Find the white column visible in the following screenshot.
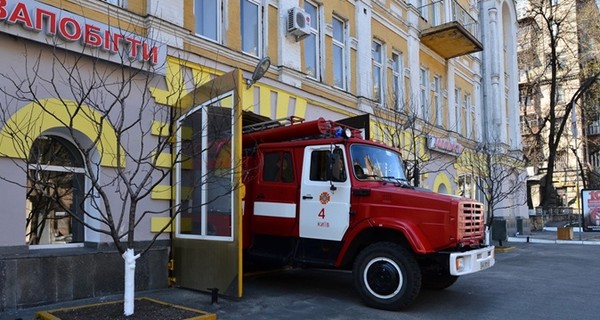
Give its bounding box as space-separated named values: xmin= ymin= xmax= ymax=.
xmin=488 ymin=7 xmax=501 ymax=143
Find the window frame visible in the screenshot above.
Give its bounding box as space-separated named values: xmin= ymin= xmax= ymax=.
xmin=418 ymin=0 xmax=429 ymax=21
xmin=433 ymin=74 xmax=442 ymax=126
xmin=262 ymin=151 xmax=295 ymax=183
xmin=556 ymin=84 xmax=564 ymax=103
xmin=465 ymin=93 xmax=472 ymax=137
xmin=372 ymin=40 xmax=384 ymax=103
xmin=26 ymin=135 xmax=88 ymax=248
xmin=392 ymin=52 xmax=404 ymax=110
xmin=194 ymin=0 xmax=223 ymax=43
xmin=175 ymin=95 xmax=236 ymax=242
xmin=303 ymin=0 xmax=321 ymax=80
xmin=455 ymin=88 xmax=462 ymax=134
xmin=240 ymin=0 xmax=262 ymax=57
xmin=332 ymin=15 xmax=347 ymax=90
xmin=459 ymin=173 xmax=484 ymax=203
xmin=462 ymin=92 xmax=469 ymax=136
xmin=420 ymin=67 xmax=429 ymax=120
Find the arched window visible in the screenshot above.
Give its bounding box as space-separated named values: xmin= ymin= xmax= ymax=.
xmin=26 ymin=135 xmax=85 ymax=245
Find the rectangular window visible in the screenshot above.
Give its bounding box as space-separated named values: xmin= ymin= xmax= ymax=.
xmin=432 ymin=0 xmax=441 ymax=25
xmin=556 ymin=84 xmax=564 ymax=103
xmin=177 ymin=103 xmax=234 ymax=240
xmin=462 ymin=93 xmax=469 ymax=136
xmin=433 ymin=75 xmax=442 ymax=126
xmin=372 ymin=41 xmax=383 ymax=103
xmin=519 ymin=86 xmax=533 ymax=106
xmin=310 ymin=149 xmax=346 ymax=182
xmin=465 ymin=93 xmax=472 ymax=137
xmin=195 ymin=0 xmax=222 ymax=42
xmin=459 ymin=174 xmax=483 ymax=201
xmin=458 ymin=175 xmax=472 ymax=199
xmin=304 ymin=1 xmax=320 ymax=79
xmin=332 ymin=16 xmax=346 ymax=89
xmin=241 ymin=0 xmax=261 ymax=57
xmin=420 ymin=68 xmax=429 ymax=120
xmin=475 ymin=176 xmax=486 ymax=203
xmin=392 ymin=52 xmax=403 ymax=109
xmin=418 ymin=0 xmax=429 ymax=21
xmin=262 ymin=152 xmax=294 ymax=183
xmin=455 ymin=88 xmax=462 ymax=133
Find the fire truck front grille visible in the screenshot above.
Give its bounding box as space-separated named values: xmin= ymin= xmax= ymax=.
xmin=458 ymin=201 xmax=485 ymax=244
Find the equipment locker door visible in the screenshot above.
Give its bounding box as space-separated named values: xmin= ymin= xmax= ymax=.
xmin=299 ymin=145 xmax=351 ymax=241
xmin=172 ymin=70 xmax=244 ymax=298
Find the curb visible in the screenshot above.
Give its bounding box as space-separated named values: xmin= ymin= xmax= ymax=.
xmin=35 ymin=297 xmax=217 ymax=320
xmin=508 ymin=236 xmax=600 ymax=245
xmin=495 ymin=246 xmax=517 ymax=253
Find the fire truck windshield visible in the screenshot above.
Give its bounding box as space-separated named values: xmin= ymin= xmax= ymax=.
xmin=350 ymin=144 xmax=407 ymax=182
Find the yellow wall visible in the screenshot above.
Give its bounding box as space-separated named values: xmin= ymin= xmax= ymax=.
xmin=0 ymin=99 xmax=124 ymax=168
xmin=41 ymin=0 xmax=146 ymax=34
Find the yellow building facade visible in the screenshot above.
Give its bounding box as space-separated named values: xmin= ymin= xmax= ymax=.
xmin=0 ymin=0 xmax=523 ymax=310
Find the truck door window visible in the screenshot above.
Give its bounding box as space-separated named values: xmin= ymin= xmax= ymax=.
xmin=262 ymin=152 xmax=294 ymax=183
xmin=309 ymin=149 xmax=346 ymax=182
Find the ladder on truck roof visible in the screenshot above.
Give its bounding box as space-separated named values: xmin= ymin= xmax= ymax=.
xmin=242 ymin=116 xmax=305 ymax=134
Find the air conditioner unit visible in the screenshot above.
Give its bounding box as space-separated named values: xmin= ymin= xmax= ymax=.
xmin=287 ymin=7 xmax=311 ymax=41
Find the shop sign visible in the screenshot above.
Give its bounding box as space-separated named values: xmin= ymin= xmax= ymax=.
xmin=0 ymin=0 xmax=166 ymax=73
xmin=427 ymin=135 xmax=464 ymax=156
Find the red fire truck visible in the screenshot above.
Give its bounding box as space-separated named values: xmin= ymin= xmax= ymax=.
xmin=240 ymin=116 xmax=495 ymax=310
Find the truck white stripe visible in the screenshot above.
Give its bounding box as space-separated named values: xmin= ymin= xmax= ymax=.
xmin=254 ymin=202 xmax=296 ymax=218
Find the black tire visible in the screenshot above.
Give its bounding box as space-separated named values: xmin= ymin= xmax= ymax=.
xmin=353 ymin=242 xmax=421 ymax=310
xmin=421 ymin=271 xmax=459 ymax=290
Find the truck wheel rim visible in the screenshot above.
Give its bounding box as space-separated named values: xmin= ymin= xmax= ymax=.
xmin=363 ymin=257 xmax=402 ymax=299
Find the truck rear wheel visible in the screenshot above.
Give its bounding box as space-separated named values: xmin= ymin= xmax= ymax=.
xmin=353 ymin=242 xmax=421 ymax=310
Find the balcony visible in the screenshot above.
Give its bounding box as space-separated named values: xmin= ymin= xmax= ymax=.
xmin=419 ymin=0 xmax=483 ymax=59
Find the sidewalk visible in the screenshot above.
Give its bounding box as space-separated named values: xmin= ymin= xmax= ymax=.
xmin=3 ymin=230 xmax=600 ymax=320
xmin=508 ymin=227 xmax=600 ymax=245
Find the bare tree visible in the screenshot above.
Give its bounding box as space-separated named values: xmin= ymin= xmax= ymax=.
xmin=519 ymin=0 xmax=600 ymax=208
xmin=573 ymin=0 xmax=600 ymax=189
xmin=372 ymin=96 xmax=457 ymax=188
xmin=459 ymin=142 xmax=527 ymax=230
xmin=0 ymin=36 xmax=239 ymax=315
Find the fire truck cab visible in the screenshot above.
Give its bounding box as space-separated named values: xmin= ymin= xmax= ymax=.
xmin=241 ymin=116 xmax=495 ymax=310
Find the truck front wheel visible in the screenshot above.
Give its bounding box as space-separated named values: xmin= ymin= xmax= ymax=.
xmin=353 ymin=242 xmax=421 ymax=310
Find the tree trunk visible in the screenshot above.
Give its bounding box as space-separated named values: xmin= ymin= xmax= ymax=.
xmin=123 ymin=248 xmax=140 ymax=316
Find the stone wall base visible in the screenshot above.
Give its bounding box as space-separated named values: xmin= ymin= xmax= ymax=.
xmin=0 ymin=244 xmax=169 ymax=312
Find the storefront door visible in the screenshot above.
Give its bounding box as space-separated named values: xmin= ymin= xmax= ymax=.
xmin=172 ymin=70 xmax=243 ymax=298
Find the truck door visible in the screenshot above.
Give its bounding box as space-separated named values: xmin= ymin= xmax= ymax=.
xmin=299 ymin=145 xmax=351 ymax=241
xmin=251 ymin=149 xmax=298 ymax=236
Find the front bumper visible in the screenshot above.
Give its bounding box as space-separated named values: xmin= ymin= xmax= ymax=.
xmin=449 ymin=246 xmax=495 ymax=276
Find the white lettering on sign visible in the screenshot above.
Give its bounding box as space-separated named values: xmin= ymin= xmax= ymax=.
xmin=427 ymin=136 xmax=464 ymax=156
xmin=0 ymin=0 xmax=166 ymax=73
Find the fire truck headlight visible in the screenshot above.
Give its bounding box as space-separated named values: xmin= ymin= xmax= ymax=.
xmin=456 ymin=257 xmax=465 ymax=273
xmin=334 ymin=127 xmax=353 ymax=139
xmin=344 ymin=128 xmax=352 ymax=138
